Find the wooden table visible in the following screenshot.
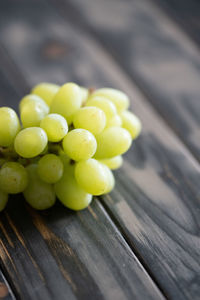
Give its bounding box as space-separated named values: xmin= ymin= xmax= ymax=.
xmin=0 ymin=0 xmax=200 ymax=299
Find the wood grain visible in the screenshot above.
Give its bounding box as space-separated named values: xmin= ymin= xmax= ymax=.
xmin=0 ymin=196 xmax=163 ymax=300
xmin=0 ymin=270 xmax=15 ymax=299
xmin=152 ymin=0 xmax=200 ymax=47
xmin=0 ymin=2 xmax=165 ymax=299
xmin=62 ymin=0 xmax=200 ymax=162
xmin=0 ymin=0 xmax=200 ymax=299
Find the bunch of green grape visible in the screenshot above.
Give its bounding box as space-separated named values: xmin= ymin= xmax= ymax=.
xmin=0 ymin=82 xmax=141 ymax=211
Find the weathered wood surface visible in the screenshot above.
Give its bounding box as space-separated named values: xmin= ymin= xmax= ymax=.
xmin=153 ymin=0 xmax=200 ymax=47
xmin=0 ymin=0 xmax=199 ymax=299
xmin=62 ymin=0 xmax=200 ymax=162
xmin=0 ymin=270 xmax=15 ymax=300
xmin=0 ymin=195 xmax=163 ymax=300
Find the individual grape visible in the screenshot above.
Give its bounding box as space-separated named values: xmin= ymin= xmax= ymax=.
xmin=80 ymin=87 xmax=89 ymax=104
xmin=24 ymin=164 xmax=56 ymax=210
xmin=20 ymin=100 xmax=48 ymax=128
xmin=91 ymin=88 xmax=129 ymax=113
xmin=0 ymin=189 xmax=8 ymax=212
xmin=86 ymin=96 xmax=117 ymax=122
xmin=94 ymin=127 xmax=132 ymax=159
xmin=0 ymin=162 xmax=28 ymax=194
xmin=31 ymin=83 xmax=60 ymax=106
xmin=120 ymin=111 xmax=142 ymax=139
xmin=19 ymin=94 xmax=49 ymax=114
xmin=62 ymin=129 xmax=97 ymax=161
xmin=99 ymin=155 xmax=123 ymax=170
xmin=75 ymin=159 xmax=109 ymax=195
xmin=0 ymin=107 xmax=20 ymax=147
xmin=37 ymin=154 xmax=63 ymax=184
xmin=14 ymin=127 xmax=48 ymax=158
xmin=59 ymin=152 xmax=71 ymax=166
xmin=106 ymin=115 xmax=122 ymax=128
xmin=55 ymin=163 xmax=92 ymax=210
xmin=73 ymin=107 xmax=106 ymax=135
xmin=50 ymin=82 xmax=82 ymax=123
xmin=101 ymin=164 xmax=115 ymax=193
xmin=40 ymin=113 xmax=68 ymax=142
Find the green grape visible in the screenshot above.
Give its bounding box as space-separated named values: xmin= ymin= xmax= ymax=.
xmin=24 ymin=164 xmax=56 ymax=210
xmin=120 ymin=111 xmax=142 ymax=139
xmin=55 ymin=163 xmax=92 ymax=211
xmin=40 ymin=113 xmax=68 ymax=142
xmin=20 ymin=100 xmax=48 ymax=128
xmin=59 ymin=152 xmax=71 ymax=166
xmin=86 ymin=96 xmax=117 ymax=122
xmin=106 ymin=115 xmax=122 ymax=128
xmin=62 ymin=129 xmax=97 ymax=161
xmin=37 ymin=154 xmax=63 ymax=184
xmin=80 ymin=87 xmax=89 ymax=104
xmin=0 ymin=162 xmax=28 ymax=194
xmin=0 ymin=107 xmax=20 ymax=147
xmin=66 ymin=115 xmax=74 ymax=126
xmin=75 ymin=158 xmax=109 ymax=195
xmin=99 ymin=155 xmax=123 ymax=170
xmin=73 ymin=107 xmax=106 ymax=135
xmin=19 ymin=94 xmax=49 ymax=114
xmin=31 ymin=83 xmax=60 ymax=106
xmin=50 ymin=82 xmax=82 ymax=122
xmin=91 ymin=88 xmax=129 ymax=113
xmin=0 ymin=189 xmax=8 ymax=212
xmin=95 ymin=127 xmax=132 ymax=159
xmin=14 ymin=127 xmax=48 ymax=158
xmin=101 ymin=164 xmax=115 ymax=194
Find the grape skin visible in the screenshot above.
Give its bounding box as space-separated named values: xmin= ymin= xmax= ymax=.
xmin=20 ymin=100 xmax=48 ymax=128
xmin=106 ymin=115 xmax=122 ymax=128
xmin=24 ymin=164 xmax=56 ymax=210
xmin=95 ymin=127 xmax=132 ymax=159
xmin=40 ymin=113 xmax=68 ymax=142
xmin=99 ymin=155 xmax=123 ymax=170
xmin=19 ymin=94 xmax=49 ymax=114
xmin=0 ymin=107 xmax=20 ymax=147
xmin=91 ymin=88 xmax=130 ymax=113
xmin=120 ymin=110 xmax=142 ymax=139
xmin=55 ymin=163 xmax=92 ymax=211
xmin=0 ymin=162 xmax=28 ymax=194
xmin=86 ymin=96 xmax=117 ymax=122
xmin=101 ymin=164 xmax=115 ymax=194
xmin=75 ymin=158 xmax=109 ymax=195
xmin=14 ymin=127 xmax=48 ymax=158
xmin=31 ymin=83 xmax=60 ymax=106
xmin=62 ymin=129 xmax=97 ymax=161
xmin=50 ymin=82 xmax=82 ymax=122
xmin=37 ymin=154 xmax=64 ymax=184
xmin=73 ymin=107 xmax=106 ymax=135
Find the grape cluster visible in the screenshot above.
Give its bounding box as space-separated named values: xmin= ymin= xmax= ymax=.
xmin=0 ymin=83 xmax=141 ymax=211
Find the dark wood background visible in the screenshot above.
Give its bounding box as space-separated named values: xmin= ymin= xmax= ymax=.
xmin=0 ymin=0 xmax=200 ymax=299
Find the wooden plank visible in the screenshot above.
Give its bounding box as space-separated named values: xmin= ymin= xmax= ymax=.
xmin=0 ymin=270 xmax=15 ymax=299
xmin=0 ymin=196 xmax=163 ymax=300
xmin=0 ymin=0 xmax=200 ymax=299
xmin=61 ymin=0 xmax=200 ymax=162
xmin=152 ymin=0 xmax=200 ymax=47
xmin=0 ymin=54 xmax=163 ymax=300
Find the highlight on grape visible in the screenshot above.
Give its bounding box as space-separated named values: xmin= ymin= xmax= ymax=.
xmin=0 ymin=82 xmax=142 ymax=211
